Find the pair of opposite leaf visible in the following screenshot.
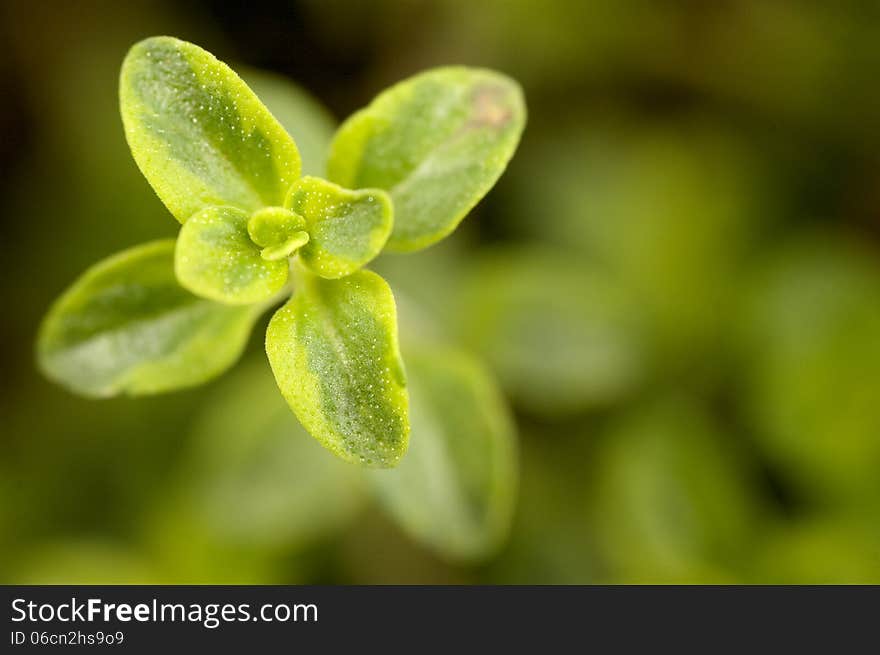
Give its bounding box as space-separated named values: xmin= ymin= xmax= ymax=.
xmin=37 ymin=36 xmax=526 ymax=467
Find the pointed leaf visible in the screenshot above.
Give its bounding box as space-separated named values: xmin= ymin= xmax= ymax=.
xmin=286 ymin=176 xmax=393 ymax=278
xmin=369 ymin=346 xmax=517 ymax=561
xmin=328 ymin=67 xmax=525 ymax=251
xmin=265 ymin=268 xmax=409 ymax=466
xmin=120 ymin=36 xmax=301 ymax=222
xmin=37 ymin=241 xmax=262 ymax=397
xmin=175 ymin=206 xmax=289 ymax=304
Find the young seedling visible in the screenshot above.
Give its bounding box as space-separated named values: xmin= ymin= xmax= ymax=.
xmin=36 ymin=36 xmax=526 ymax=467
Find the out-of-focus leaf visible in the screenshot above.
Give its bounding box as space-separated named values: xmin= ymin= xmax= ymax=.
xmin=170 ymin=360 xmax=364 ymax=551
xmin=37 ymin=241 xmax=263 ymax=397
xmin=505 ymin=122 xmax=771 ymax=363
xmin=422 ymin=0 xmax=677 ymax=87
xmin=738 ymin=232 xmax=880 ymax=503
xmin=682 ymin=1 xmax=880 ymax=152
xmin=12 ymin=541 xmax=158 ymax=584
xmin=458 ymin=246 xmax=647 ymax=416
xmin=327 ymin=67 xmax=525 ymax=252
xmin=147 ymin=512 xmax=296 ymax=583
xmin=753 ymin=519 xmax=880 ymax=584
xmin=286 ymin=176 xmax=393 ymax=278
xmin=482 ymin=428 xmax=597 ymax=584
xmin=333 ymin=506 xmax=472 ymax=584
xmin=266 ymin=268 xmax=409 ymax=466
xmin=141 ymin=360 xmax=364 ymax=584
xmin=373 ymin=235 xmax=468 ymax=338
xmin=120 ymin=36 xmax=301 ymax=222
xmin=243 ymin=69 xmax=337 ymax=176
xmin=175 ymin=206 xmax=290 ymax=303
xmin=590 ymin=396 xmax=760 ymax=582
xmin=369 ymin=345 xmax=517 ymax=561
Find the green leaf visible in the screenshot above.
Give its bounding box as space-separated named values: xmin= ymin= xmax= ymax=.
xmin=175 ymin=206 xmax=289 ymax=304
xmin=327 ymin=67 xmax=525 ymax=252
xmin=247 ymin=206 xmax=308 ymax=259
xmin=459 ymin=246 xmax=647 ymax=416
xmin=286 ymin=176 xmax=393 ymax=278
xmin=503 ymin=123 xmax=769 ymax=362
xmin=737 ymin=231 xmax=880 ymax=503
xmin=120 ymin=36 xmax=301 ymax=223
xmin=369 ymin=346 xmax=517 ymax=561
xmin=265 ymin=267 xmax=409 ymax=466
xmin=590 ymin=396 xmax=760 ymax=582
xmin=37 ymin=240 xmax=262 ymax=397
xmin=242 ymin=69 xmax=337 ymax=177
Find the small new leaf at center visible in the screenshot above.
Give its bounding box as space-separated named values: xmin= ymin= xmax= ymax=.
xmin=247 ymin=206 xmax=310 ymax=261
xmin=260 ymin=231 xmax=310 ymax=261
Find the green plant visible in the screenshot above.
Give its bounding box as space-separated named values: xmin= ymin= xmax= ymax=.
xmin=35 ymin=36 xmax=525 ymax=467
xmin=147 ymin=345 xmax=519 ymax=569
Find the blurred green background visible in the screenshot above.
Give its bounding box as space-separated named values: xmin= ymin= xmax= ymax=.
xmin=3 ymin=0 xmax=880 ymax=584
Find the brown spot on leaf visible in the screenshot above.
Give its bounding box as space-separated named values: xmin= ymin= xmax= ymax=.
xmin=468 ymin=84 xmax=512 ymax=129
